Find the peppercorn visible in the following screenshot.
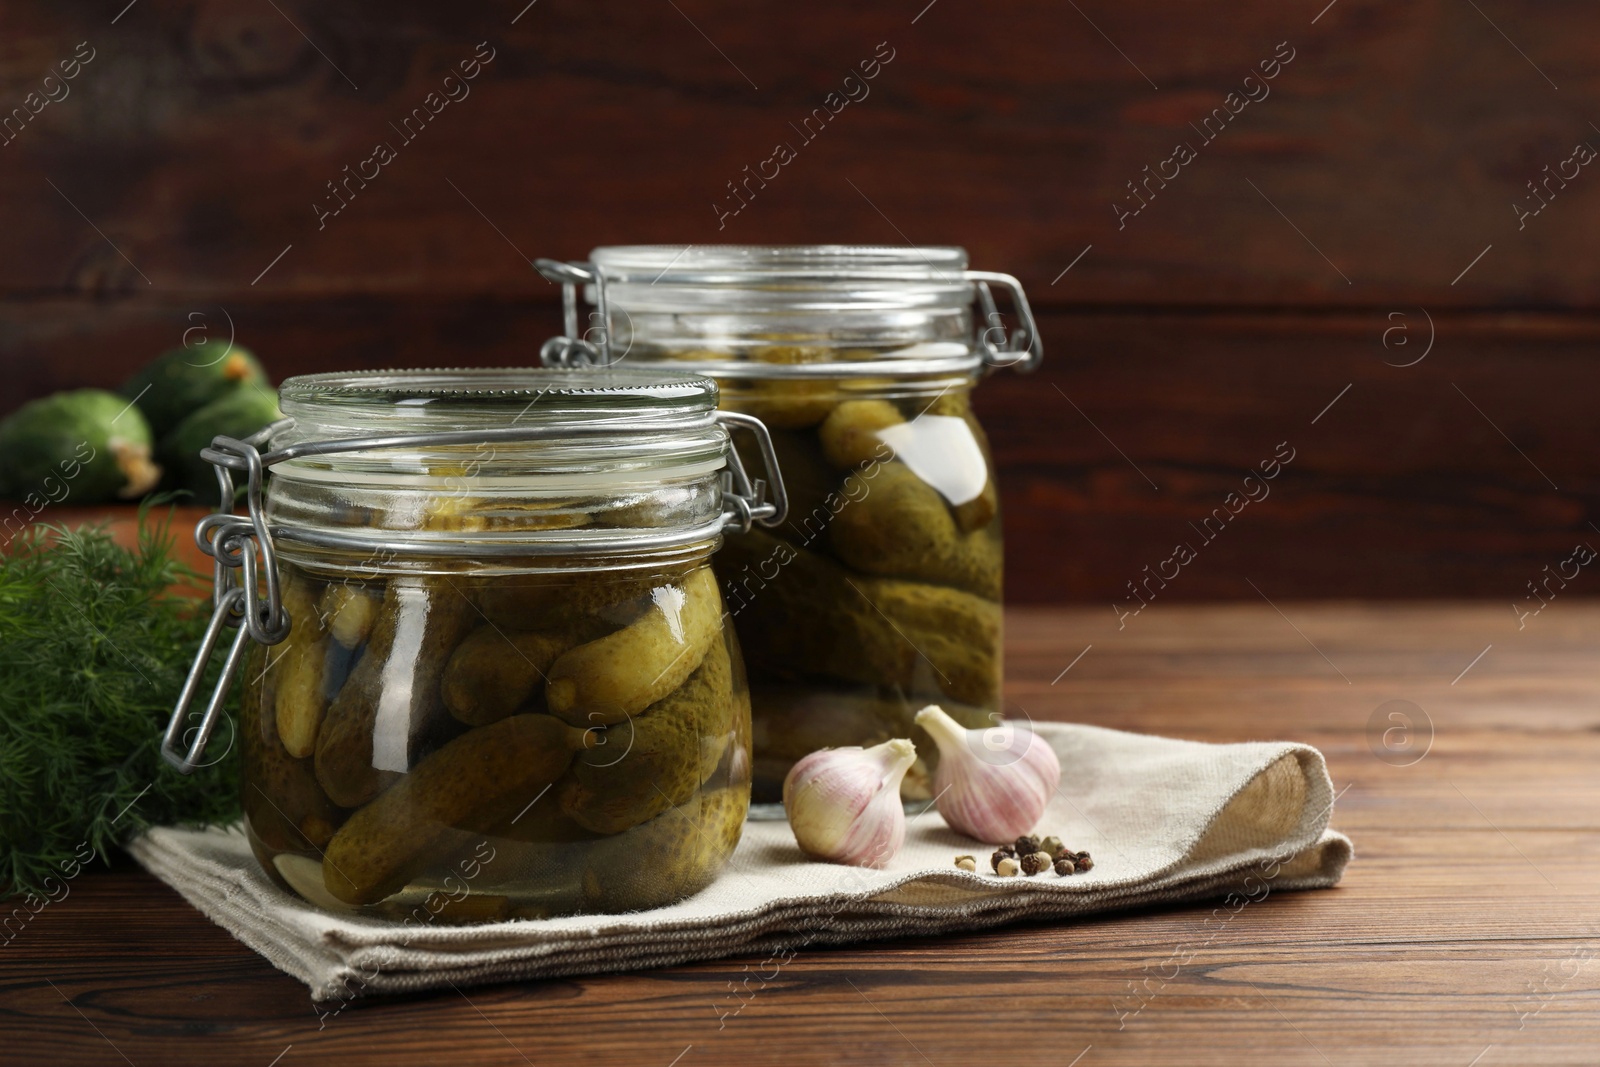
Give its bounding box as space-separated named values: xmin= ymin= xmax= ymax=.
xmin=1075 ymin=851 xmax=1094 ymax=871
xmin=1014 ymin=835 xmax=1040 ymax=856
xmin=996 ymin=856 xmax=1020 ymax=877
xmin=1022 ymin=851 xmax=1053 ymax=876
xmin=1054 ymin=857 xmax=1075 ymax=876
xmin=990 ymin=849 xmax=1009 ymax=872
xmin=997 ymin=843 xmax=1017 ymax=856
xmin=955 ymin=855 xmax=977 ymax=873
xmin=1040 ymin=835 xmax=1064 ymax=856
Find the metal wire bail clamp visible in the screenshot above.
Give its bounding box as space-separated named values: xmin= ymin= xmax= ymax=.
xmin=716 ymin=410 xmax=788 ymax=533
xmin=161 ymin=421 xmax=291 ymax=773
xmin=967 ymin=270 xmax=1043 ymax=372
xmin=535 ymin=259 xmax=614 ymax=366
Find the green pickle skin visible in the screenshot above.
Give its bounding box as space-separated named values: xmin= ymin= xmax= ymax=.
xmin=241 ymin=559 xmax=751 ymax=921
xmin=715 ymin=378 xmax=1005 ymax=803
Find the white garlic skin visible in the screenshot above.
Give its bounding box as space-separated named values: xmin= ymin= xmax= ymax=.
xmin=915 ymin=705 xmax=1062 ymax=843
xmin=783 ymin=738 xmax=917 ymax=868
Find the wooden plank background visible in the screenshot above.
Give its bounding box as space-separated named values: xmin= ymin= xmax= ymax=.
xmin=0 ymin=0 xmax=1594 ymax=602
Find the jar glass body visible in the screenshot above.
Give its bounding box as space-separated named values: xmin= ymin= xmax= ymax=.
xmin=718 ymin=370 xmax=1001 ymax=802
xmin=237 ymin=369 xmax=752 ymax=920
xmin=578 ymin=247 xmax=1015 ymax=803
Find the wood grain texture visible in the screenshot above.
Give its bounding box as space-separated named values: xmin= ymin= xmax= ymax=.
xmin=5 ymin=305 xmax=1594 ymax=602
xmin=2 ymin=1 xmax=1597 ymax=306
xmin=2 ymin=1 xmax=1597 ymax=600
xmin=3 ymin=603 xmax=1596 ymax=1067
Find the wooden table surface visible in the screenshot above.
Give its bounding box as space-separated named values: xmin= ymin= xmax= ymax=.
xmin=5 ymin=602 xmax=1597 ymax=1067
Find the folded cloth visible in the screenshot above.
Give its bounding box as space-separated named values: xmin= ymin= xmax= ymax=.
xmin=127 ymin=722 xmax=1351 ymax=1003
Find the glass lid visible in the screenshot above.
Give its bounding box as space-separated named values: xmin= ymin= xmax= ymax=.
xmin=277 ymin=366 xmax=717 ymax=434
xmin=267 ymin=366 xmax=729 ymax=488
xmin=589 ymin=245 xmax=969 ymax=283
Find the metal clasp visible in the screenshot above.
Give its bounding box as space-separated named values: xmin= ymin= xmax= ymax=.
xmin=716 ymin=410 xmax=788 ymax=533
xmin=535 ymin=259 xmax=614 ymax=366
xmin=161 ymin=421 xmax=294 ymax=773
xmin=161 ymin=587 xmax=253 ymax=774
xmin=967 ymin=270 xmax=1043 ymax=372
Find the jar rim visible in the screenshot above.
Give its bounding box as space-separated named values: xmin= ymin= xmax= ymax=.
xmin=279 ymin=366 xmax=717 ymax=414
xmin=272 ymin=366 xmax=724 ymax=453
xmin=589 ymin=244 xmax=969 ymax=283
xmin=582 ymin=247 xmax=979 ymax=375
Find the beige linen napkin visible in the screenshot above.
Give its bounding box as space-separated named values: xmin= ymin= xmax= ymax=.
xmin=127 ymin=723 xmax=1351 ymax=1003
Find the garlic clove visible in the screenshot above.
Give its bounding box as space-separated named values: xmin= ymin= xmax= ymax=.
xmin=914 ymin=704 xmax=1062 ymax=843
xmin=783 ymin=738 xmax=917 ymax=868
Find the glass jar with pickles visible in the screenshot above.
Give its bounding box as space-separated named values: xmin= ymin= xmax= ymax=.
xmin=534 ymin=246 xmax=1042 ymax=805
xmin=164 ymin=367 xmax=787 ymax=920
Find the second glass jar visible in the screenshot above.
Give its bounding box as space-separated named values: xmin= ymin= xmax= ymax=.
xmin=537 ymin=246 xmax=1042 ymax=802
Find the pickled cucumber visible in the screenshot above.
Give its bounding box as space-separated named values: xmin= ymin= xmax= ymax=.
xmin=753 ymin=344 xmax=826 ymax=365
xmin=829 ymin=461 xmax=1002 ymax=600
xmin=718 ymin=529 xmax=999 ymax=708
xmin=318 ymin=582 xmax=378 ymax=649
xmin=480 ymin=499 xmax=592 ymax=533
xmin=732 ymin=346 xmax=837 ymax=428
xmin=321 ymin=713 xmax=588 ymax=905
xmin=825 ymin=395 xmax=998 ymax=531
xmin=314 ymin=576 xmax=474 ymax=808
xmin=749 ymin=684 xmax=992 ymax=800
xmin=819 ymin=399 xmax=903 ymax=469
xmin=950 ymin=477 xmax=998 ymax=534
xmin=923 ymin=390 xmax=999 ymax=533
xmin=274 ymin=574 xmax=330 ymax=758
xmin=248 ymin=551 xmax=750 ymax=918
xmin=864 ymin=576 xmax=998 ymax=706
xmin=750 ymin=685 xmax=987 ymax=762
xmin=717 ymin=529 xmax=882 ymax=684
xmin=415 ymin=490 xmax=594 ymax=534
xmin=473 ymin=569 xmax=677 ymax=636
xmin=441 ymin=625 xmax=576 ymax=726
xmin=736 ymin=381 xmax=836 ymax=429
xmin=419 ymin=485 xmax=490 ymax=533
xmin=559 ymin=636 xmax=735 ymax=833
xmin=243 ymin=652 xmax=344 ymax=855
xmin=546 ymin=566 xmax=723 ymax=726
xmin=753 ymin=424 xmax=840 ymax=547
xmin=580 ymin=785 xmax=748 ymax=912
xmin=819 ymin=395 xmax=997 ymax=533
xmin=748 ymin=685 xmax=914 ymax=798
xmin=469 ymin=792 xmax=598 ymax=845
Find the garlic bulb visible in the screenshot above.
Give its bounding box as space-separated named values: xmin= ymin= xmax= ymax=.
xmin=914 ymin=705 xmax=1061 ymax=842
xmin=783 ymin=738 xmax=917 ymax=867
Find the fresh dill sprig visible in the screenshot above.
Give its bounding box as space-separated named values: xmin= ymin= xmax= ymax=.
xmin=0 ymin=506 xmax=240 ymax=898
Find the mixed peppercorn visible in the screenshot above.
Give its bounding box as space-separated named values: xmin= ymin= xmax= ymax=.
xmin=954 ymin=834 xmax=1094 ymax=879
